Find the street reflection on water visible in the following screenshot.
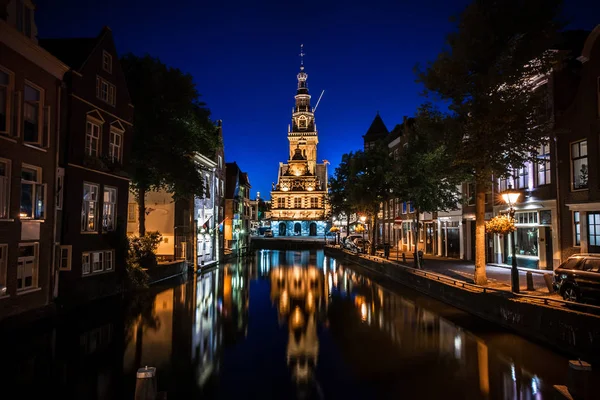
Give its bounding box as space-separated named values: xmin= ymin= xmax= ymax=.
xmin=1 ymin=249 xmax=572 ymax=399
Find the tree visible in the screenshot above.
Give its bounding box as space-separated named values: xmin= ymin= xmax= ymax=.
xmin=328 ymin=153 xmax=355 ymax=235
xmin=348 ymin=144 xmax=394 ymax=255
xmin=392 ymin=105 xmax=465 ymax=268
xmin=418 ymin=0 xmax=563 ymax=284
xmin=121 ymin=54 xmax=220 ymax=235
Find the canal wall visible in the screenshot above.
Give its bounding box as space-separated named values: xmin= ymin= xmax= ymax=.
xmin=325 ymin=246 xmax=600 ymax=363
xmin=251 ymin=238 xmax=326 ymax=251
xmin=146 ymin=260 xmax=191 ymax=284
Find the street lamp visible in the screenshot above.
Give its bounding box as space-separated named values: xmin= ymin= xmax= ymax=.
xmin=360 ymin=215 xmax=367 ymax=254
xmin=501 ymin=185 xmax=521 ymax=293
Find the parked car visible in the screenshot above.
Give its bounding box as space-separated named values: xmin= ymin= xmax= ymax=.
xmin=264 ymin=229 xmax=273 ymax=238
xmin=353 ymin=238 xmax=371 ymax=253
xmin=342 ymin=234 xmax=363 ymax=252
xmin=553 ymin=253 xmax=600 ymax=302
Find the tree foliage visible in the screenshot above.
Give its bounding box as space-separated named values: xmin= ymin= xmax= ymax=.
xmin=121 ymin=54 xmax=220 ymax=234
xmin=418 ymin=0 xmax=564 ymax=283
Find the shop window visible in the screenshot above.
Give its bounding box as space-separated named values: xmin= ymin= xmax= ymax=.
xmin=515 ymin=227 xmax=538 ymax=257
xmin=571 ymin=140 xmax=588 ymax=190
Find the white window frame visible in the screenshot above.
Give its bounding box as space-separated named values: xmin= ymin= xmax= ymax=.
xmin=108 ymin=128 xmax=123 ymax=163
xmin=20 ymin=164 xmax=45 ymax=220
xmin=536 ymin=142 xmax=551 ymax=186
xmin=571 ymin=140 xmax=588 ymax=190
xmin=102 ymin=186 xmax=117 ymax=232
xmin=96 ymin=76 xmax=116 ymax=106
xmin=85 ymin=119 xmax=101 ymax=157
xmin=102 ymin=51 xmax=113 ymax=74
xmin=0 ymin=65 xmax=14 ymax=136
xmin=514 ymin=165 xmax=529 ymax=190
xmin=294 ymin=197 xmax=302 ymax=208
xmin=82 ymin=250 xmax=114 ymax=276
xmin=23 ymin=80 xmax=44 ymax=146
xmin=17 ymin=242 xmax=38 ymax=292
xmin=127 ymin=203 xmax=137 ymax=222
xmin=59 ymin=245 xmax=72 ymax=271
xmin=82 ymin=182 xmax=99 ymax=232
xmin=0 ymin=244 xmax=7 ymax=297
xmin=310 ymin=197 xmax=318 ymax=208
xmin=0 ymin=158 xmax=10 ymax=219
xmin=277 ymin=198 xmax=285 ymax=208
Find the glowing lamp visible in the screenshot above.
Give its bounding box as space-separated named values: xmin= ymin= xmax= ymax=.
xmin=501 ymin=186 xmax=520 ymax=208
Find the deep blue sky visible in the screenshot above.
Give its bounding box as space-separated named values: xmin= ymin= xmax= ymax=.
xmin=36 ymin=0 xmax=598 ymax=199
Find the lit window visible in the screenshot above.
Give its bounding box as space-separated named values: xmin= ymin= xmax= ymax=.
xmin=0 ymin=244 xmax=7 ymax=296
xmin=277 ymin=198 xmax=285 ymax=208
xmin=85 ymin=120 xmax=101 ymax=157
xmin=20 ymin=164 xmax=45 ymax=219
xmin=82 ymin=251 xmax=113 ymax=275
xmin=514 ymin=166 xmax=529 ymax=190
xmin=109 ymin=129 xmax=122 ymax=162
xmin=102 ymin=51 xmax=112 ymax=73
xmin=17 ymin=243 xmax=38 ymax=291
xmin=0 ymin=159 xmax=10 ymax=219
xmin=59 ymin=245 xmax=72 ymax=270
xmin=310 ymin=198 xmax=318 ymax=208
xmin=574 ymin=212 xmax=580 ymax=246
xmin=23 ymin=83 xmax=42 ymax=144
xmin=92 ymin=251 xmax=104 ymax=273
xmin=102 ymin=186 xmax=117 ymax=232
xmin=82 ymin=183 xmax=99 ymax=232
xmin=571 ymin=140 xmax=588 ymax=190
xmin=537 ymin=143 xmax=551 ymax=186
xmin=294 ymin=198 xmax=302 ymax=208
xmin=588 ymin=213 xmax=600 ymax=247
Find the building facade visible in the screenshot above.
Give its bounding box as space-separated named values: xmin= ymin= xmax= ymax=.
xmin=0 ymin=1 xmax=69 ymax=319
xmin=224 ymin=162 xmax=251 ymax=253
xmin=270 ymin=60 xmax=329 ymax=237
xmin=40 ymin=27 xmax=134 ymax=303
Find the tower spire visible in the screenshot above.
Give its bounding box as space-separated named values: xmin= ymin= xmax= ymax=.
xmin=299 ymin=44 xmax=305 ymax=69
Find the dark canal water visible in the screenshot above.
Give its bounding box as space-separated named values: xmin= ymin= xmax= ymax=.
xmin=0 ymin=250 xmax=578 ymax=399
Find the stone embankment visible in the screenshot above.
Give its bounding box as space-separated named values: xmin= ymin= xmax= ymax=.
xmin=325 ymin=246 xmax=600 ymax=363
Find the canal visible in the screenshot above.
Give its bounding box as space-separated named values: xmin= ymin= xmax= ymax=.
xmin=0 ymin=249 xmax=579 ymax=399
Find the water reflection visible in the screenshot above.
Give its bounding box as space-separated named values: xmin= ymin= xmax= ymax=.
xmin=0 ymin=250 xmax=583 ymax=399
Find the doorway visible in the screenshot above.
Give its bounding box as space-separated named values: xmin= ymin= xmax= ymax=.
xmin=279 ymin=222 xmax=287 ymax=236
xmin=447 ymin=228 xmax=460 ymax=258
xmin=544 ymin=226 xmax=553 ymax=270
xmin=294 ymin=222 xmax=302 ymax=235
xmin=309 ymin=222 xmax=317 ymax=236
xmin=425 ymin=223 xmax=434 ymax=254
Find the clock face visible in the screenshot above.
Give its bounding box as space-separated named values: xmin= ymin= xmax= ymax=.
xmin=298 ymin=116 xmax=307 ymax=128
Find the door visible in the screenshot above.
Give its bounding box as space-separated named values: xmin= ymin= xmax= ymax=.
xmin=544 ymin=227 xmax=553 ymax=270
xmin=425 ymin=223 xmax=434 ymax=254
xmin=447 ymin=228 xmax=460 ymax=258
xmin=279 ymin=222 xmax=286 ymax=236
xmin=309 ymin=222 xmax=317 ymax=236
xmin=294 ymin=222 xmax=302 ymax=235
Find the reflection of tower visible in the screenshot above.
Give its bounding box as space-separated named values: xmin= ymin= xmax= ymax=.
xmin=269 ymin=254 xmax=325 ymax=393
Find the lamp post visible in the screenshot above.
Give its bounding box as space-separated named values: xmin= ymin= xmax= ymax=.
xmin=360 ymin=215 xmax=367 ymax=254
xmin=501 ymin=186 xmax=521 ymax=293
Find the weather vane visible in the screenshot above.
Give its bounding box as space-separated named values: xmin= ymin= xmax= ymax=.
xmin=299 ymin=44 xmax=305 ymax=66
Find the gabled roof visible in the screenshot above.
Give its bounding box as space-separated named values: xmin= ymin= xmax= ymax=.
xmin=363 ymin=113 xmax=389 ymax=140
xmin=39 ymin=27 xmax=110 ymax=71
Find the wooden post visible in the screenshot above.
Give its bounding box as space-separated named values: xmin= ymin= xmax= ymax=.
xmin=526 ymin=271 xmax=534 ymax=291
xmin=135 ymin=366 xmax=157 ymax=400
xmin=567 ymin=360 xmax=591 ymax=400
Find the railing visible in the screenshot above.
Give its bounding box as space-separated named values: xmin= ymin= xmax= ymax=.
xmin=327 ymin=245 xmax=600 ymax=316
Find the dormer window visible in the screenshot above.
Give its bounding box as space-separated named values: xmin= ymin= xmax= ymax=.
xmin=16 ymin=1 xmax=33 ymax=39
xmin=103 ymin=51 xmax=112 ymax=74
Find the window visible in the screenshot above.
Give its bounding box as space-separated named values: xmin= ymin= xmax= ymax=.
xmin=0 ymin=244 xmax=7 ymax=296
xmin=17 ymin=243 xmax=38 ymax=291
xmin=92 ymin=251 xmax=103 ymax=272
xmin=85 ymin=120 xmax=101 ymax=156
xmin=310 ymin=198 xmax=318 ymax=208
xmin=108 ymin=129 xmax=122 ymax=162
xmin=82 ymin=253 xmax=90 ymax=275
xmin=0 ymin=67 xmax=13 ymax=134
xmin=515 ymin=211 xmax=538 ymax=224
xmin=574 ymin=212 xmax=581 ymax=246
xmin=82 ymin=251 xmax=113 ymax=275
xmin=408 ymin=201 xmax=415 ymax=213
xmin=96 ymin=76 xmax=116 ymax=106
xmin=105 ymin=250 xmax=113 ymax=271
xmin=218 ymin=155 xmax=222 ymax=169
xmin=537 ymin=143 xmax=551 ymax=186
xmin=102 ymin=51 xmax=112 ymax=73
xmin=15 ymin=1 xmax=32 ymax=38
xmin=571 ymin=140 xmax=588 ymax=190
xmin=588 ymin=212 xmax=600 ymax=247
xmin=82 ymin=183 xmax=99 ymax=232
xmin=20 ymin=165 xmax=45 ymax=219
xmin=59 ymin=245 xmax=72 ymax=271
xmin=23 ymin=83 xmax=42 ymax=144
xmin=402 ymin=202 xmax=407 ymax=214
xmin=294 ymin=198 xmax=302 ymax=208
xmin=277 ymin=198 xmax=285 ymax=208
xmin=0 ymin=159 xmax=10 ymax=219
xmin=298 ymin=116 xmax=307 ymax=129
xmin=466 ymin=183 xmax=475 ymax=206
xmin=498 ymin=177 xmax=511 ymax=193
xmin=56 ymin=169 xmax=64 ymax=210
xmin=127 ymin=203 xmax=137 ymax=222
xmin=102 ymin=186 xmax=117 ymax=231
xmin=514 ymin=165 xmax=529 ymax=190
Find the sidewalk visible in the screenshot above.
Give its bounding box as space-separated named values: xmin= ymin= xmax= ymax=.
xmin=375 ymin=249 xmax=556 ymax=296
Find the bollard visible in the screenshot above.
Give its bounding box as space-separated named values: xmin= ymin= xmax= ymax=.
xmin=402 ymin=253 xmax=406 ymax=263
xmin=526 ymin=271 xmax=534 ymax=291
xmin=135 ymin=366 xmax=157 ymax=400
xmin=567 ymin=360 xmax=591 ymax=400
xmin=543 ymin=274 xmax=555 ymax=292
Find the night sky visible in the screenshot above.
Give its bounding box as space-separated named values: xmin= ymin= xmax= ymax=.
xmin=35 ymin=0 xmax=599 ymax=199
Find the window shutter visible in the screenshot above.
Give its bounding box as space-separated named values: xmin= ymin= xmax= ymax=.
xmin=12 ymin=90 xmax=21 ymax=138
xmin=43 ymin=105 xmax=50 ymax=147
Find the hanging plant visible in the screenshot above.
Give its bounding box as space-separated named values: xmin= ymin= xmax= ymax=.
xmin=329 ymin=226 xmax=340 ymax=232
xmin=355 ymin=224 xmax=365 ymax=233
xmin=485 ymin=215 xmax=516 ymax=235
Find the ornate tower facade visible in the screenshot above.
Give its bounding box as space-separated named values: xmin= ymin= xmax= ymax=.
xmin=270 ymin=48 xmax=329 ymax=237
